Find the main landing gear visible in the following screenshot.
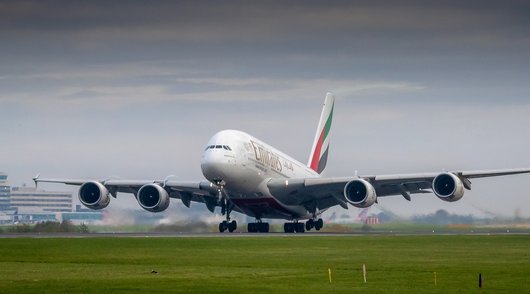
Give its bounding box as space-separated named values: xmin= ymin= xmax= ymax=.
xmin=247 ymin=220 xmax=270 ymax=233
xmin=216 ymin=180 xmax=238 ymax=233
xmin=283 ymin=222 xmax=305 ymax=233
xmin=283 ymin=218 xmax=324 ymax=233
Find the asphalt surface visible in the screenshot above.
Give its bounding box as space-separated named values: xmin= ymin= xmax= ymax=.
xmin=1 ymin=231 xmax=529 ymax=238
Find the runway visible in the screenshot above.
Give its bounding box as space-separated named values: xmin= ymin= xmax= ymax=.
xmin=1 ymin=230 xmax=529 ymax=238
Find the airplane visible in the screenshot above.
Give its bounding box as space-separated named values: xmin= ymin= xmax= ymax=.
xmin=34 ymin=93 xmax=530 ymax=233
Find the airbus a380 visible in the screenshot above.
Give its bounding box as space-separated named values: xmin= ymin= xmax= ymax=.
xmin=34 ymin=93 xmax=530 ymax=233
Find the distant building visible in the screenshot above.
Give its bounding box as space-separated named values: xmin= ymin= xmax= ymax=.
xmin=61 ymin=205 xmax=103 ymax=224
xmin=10 ymin=186 xmax=73 ymax=214
xmin=10 ymin=186 xmax=72 ymax=223
xmin=74 ymin=204 xmax=94 ymax=213
xmin=364 ymin=215 xmax=380 ymax=225
xmin=0 ymin=209 xmax=17 ymax=225
xmin=0 ymin=172 xmax=10 ymax=211
xmin=62 ymin=212 xmax=103 ymax=224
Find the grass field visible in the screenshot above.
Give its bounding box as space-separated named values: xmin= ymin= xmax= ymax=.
xmin=0 ymin=235 xmax=529 ymax=293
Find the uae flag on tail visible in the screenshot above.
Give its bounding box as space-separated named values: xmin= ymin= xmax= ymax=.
xmin=308 ymin=93 xmax=334 ymax=174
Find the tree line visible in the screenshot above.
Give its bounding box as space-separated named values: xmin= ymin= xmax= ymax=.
xmin=0 ymin=220 xmax=89 ymax=233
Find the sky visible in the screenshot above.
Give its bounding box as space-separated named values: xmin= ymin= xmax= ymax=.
xmin=1 ymin=0 xmax=530 ymax=220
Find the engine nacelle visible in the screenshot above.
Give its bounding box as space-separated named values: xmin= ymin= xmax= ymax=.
xmin=432 ymin=172 xmax=465 ymax=202
xmin=343 ymin=179 xmax=377 ymax=208
xmin=137 ymin=184 xmax=170 ymax=212
xmin=79 ymin=181 xmax=110 ymax=210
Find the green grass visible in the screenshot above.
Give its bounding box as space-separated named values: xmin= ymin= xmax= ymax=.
xmin=0 ymin=235 xmax=529 ymax=293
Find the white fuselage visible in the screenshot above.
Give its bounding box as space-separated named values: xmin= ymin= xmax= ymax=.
xmin=200 ymin=130 xmax=320 ymax=219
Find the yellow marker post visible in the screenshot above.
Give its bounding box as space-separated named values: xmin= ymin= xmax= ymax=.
xmin=362 ymin=264 xmax=367 ymax=283
xmin=328 ymin=268 xmax=332 ymax=284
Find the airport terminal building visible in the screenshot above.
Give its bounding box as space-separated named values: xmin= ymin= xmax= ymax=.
xmin=10 ymin=186 xmax=73 ymax=223
xmin=0 ymin=172 xmax=103 ymax=224
xmin=0 ymin=172 xmax=10 ymax=211
xmin=0 ymin=172 xmax=13 ymax=224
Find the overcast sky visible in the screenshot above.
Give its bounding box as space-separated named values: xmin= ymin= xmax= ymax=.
xmin=1 ymin=1 xmax=530 ymax=219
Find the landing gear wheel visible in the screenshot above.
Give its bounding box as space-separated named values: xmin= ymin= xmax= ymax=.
xmin=258 ymin=223 xmax=270 ymax=233
xmin=295 ymin=222 xmax=305 ymax=233
xmin=315 ymin=218 xmax=324 ymax=231
xmin=305 ymin=219 xmax=314 ymax=231
xmin=219 ymin=221 xmax=227 ymax=233
xmin=248 ymin=222 xmax=270 ymax=233
xmin=284 ymin=222 xmax=304 ymax=233
xmin=283 ymin=223 xmax=294 ymax=233
xmin=228 ymin=220 xmax=237 ymax=232
xmin=247 ymin=223 xmax=256 ymax=233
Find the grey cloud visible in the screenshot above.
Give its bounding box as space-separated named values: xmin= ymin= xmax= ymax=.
xmin=3 ymin=1 xmax=529 ymax=39
xmin=3 ymin=1 xmax=530 ymax=58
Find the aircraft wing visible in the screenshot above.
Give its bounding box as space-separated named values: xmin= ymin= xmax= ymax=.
xmin=33 ymin=176 xmax=221 ymax=212
xmin=267 ymin=168 xmax=530 ymax=211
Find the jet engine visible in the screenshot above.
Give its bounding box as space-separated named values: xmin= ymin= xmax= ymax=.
xmin=137 ymin=184 xmax=170 ymax=212
xmin=79 ymin=181 xmax=110 ymax=210
xmin=343 ymin=179 xmax=377 ymax=208
xmin=432 ymin=172 xmax=465 ymax=202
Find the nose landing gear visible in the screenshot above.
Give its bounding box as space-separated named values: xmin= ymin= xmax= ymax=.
xmin=215 ymin=180 xmax=238 ymax=233
xmin=305 ymin=218 xmax=324 ymax=231
xmin=219 ymin=219 xmax=237 ymax=233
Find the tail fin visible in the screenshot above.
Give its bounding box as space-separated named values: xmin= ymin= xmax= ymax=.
xmin=308 ymin=92 xmax=335 ymax=174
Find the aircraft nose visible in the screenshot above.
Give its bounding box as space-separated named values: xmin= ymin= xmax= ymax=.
xmin=201 ymin=149 xmax=228 ymax=181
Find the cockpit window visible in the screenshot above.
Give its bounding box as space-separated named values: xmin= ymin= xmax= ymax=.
xmin=205 ymin=145 xmax=232 ymax=151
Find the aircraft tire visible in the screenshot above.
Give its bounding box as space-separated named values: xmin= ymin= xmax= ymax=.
xmin=283 ymin=223 xmax=295 ymax=233
xmin=219 ymin=221 xmax=227 ymax=233
xmin=295 ymin=223 xmax=305 ymax=233
xmin=305 ymin=219 xmax=314 ymax=231
xmin=228 ymin=220 xmax=237 ymax=232
xmin=258 ymin=223 xmax=270 ymax=233
xmin=315 ymin=218 xmax=323 ymax=231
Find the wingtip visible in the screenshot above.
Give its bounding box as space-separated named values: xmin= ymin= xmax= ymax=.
xmin=33 ymin=173 xmax=40 ymax=188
